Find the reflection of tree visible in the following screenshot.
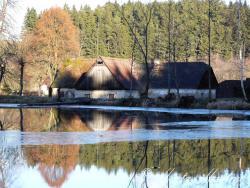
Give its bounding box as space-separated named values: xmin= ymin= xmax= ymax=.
xmin=58 ymin=110 xmax=92 ymax=132
xmin=0 ymin=146 xmax=22 ymax=188
xmin=23 ymin=145 xmax=79 ymax=188
xmin=128 ymin=141 xmax=149 ymax=188
xmin=0 ymin=109 xmax=20 ymax=130
xmin=79 ymin=139 xmax=250 ymax=177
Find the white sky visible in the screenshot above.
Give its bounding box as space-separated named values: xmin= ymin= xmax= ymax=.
xmin=9 ymin=0 xmax=248 ymax=37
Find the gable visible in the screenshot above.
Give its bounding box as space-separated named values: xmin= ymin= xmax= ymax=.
xmin=75 ymin=63 xmax=124 ymax=90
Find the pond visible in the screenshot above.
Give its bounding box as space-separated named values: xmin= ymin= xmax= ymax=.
xmin=0 ymin=106 xmax=250 ymax=188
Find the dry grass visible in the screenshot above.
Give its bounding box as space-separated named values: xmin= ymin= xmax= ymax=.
xmin=207 ymin=99 xmax=250 ymax=110
xmin=0 ymin=96 xmax=55 ymax=104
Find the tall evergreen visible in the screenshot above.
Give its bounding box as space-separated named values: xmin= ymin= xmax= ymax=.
xmin=23 ymin=8 xmax=38 ymax=31
xmin=23 ymin=1 xmax=250 ymax=60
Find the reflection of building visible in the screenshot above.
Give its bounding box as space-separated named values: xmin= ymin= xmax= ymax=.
xmin=24 ymin=145 xmax=79 ymax=188
xmin=75 ymin=110 xmax=147 ymax=131
xmin=215 ymin=116 xmax=233 ymax=121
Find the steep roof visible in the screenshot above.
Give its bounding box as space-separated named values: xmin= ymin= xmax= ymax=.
xmin=149 ymin=62 xmax=218 ymax=89
xmin=101 ymin=56 xmax=140 ymax=90
xmin=75 ymin=56 xmax=140 ymax=90
xmin=54 ymin=58 xmax=95 ymax=88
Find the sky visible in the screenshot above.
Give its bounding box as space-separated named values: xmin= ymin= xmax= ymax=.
xmin=8 ymin=0 xmax=248 ymax=37
xmin=13 ymin=165 xmax=250 ymax=188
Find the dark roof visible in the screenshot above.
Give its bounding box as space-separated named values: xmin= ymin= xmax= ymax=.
xmin=217 ymin=79 xmax=250 ymax=98
xmin=149 ymin=62 xmax=218 ymax=89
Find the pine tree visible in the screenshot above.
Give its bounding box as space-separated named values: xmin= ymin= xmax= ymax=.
xmin=24 ymin=8 xmax=38 ymax=31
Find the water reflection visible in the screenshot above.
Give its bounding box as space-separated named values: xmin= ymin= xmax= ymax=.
xmin=0 ymin=139 xmax=249 ymax=187
xmin=1 ymin=108 xmax=250 ymax=187
xmin=0 ymin=108 xmax=220 ymax=132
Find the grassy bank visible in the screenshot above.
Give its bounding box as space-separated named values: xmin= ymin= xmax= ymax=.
xmin=207 ymin=99 xmax=250 ymax=110
xmin=0 ymin=96 xmax=55 ymax=104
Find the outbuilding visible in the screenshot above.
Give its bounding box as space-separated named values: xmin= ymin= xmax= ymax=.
xmin=148 ymin=62 xmax=219 ymax=99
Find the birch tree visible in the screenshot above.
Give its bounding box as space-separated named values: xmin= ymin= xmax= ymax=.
xmin=0 ymin=0 xmax=16 ymax=38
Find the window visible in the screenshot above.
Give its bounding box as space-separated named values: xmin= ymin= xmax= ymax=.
xmin=96 ymin=60 xmax=104 ymax=65
xmin=109 ymin=94 xmax=115 ymax=99
xmin=85 ymin=94 xmax=90 ymax=98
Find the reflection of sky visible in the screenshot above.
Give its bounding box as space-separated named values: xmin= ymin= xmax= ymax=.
xmin=2 ymin=125 xmax=250 ymax=146
xmin=11 ymin=165 xmax=250 ymax=188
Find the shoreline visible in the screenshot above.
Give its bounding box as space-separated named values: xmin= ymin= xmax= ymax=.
xmin=0 ymin=103 xmax=250 ymax=116
xmin=0 ymin=96 xmax=250 ymax=110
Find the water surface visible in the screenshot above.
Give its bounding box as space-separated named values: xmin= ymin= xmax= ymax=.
xmin=0 ymin=107 xmax=250 ymax=187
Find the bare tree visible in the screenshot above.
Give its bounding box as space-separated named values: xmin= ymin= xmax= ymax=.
xmin=0 ymin=146 xmax=22 ymax=188
xmin=130 ymin=12 xmax=136 ymax=97
xmin=0 ymin=0 xmax=16 ymax=38
xmin=0 ymin=41 xmax=29 ymax=96
xmin=116 ymin=2 xmax=154 ymax=97
xmin=237 ymin=0 xmax=247 ymax=101
xmin=172 ymin=19 xmax=180 ymax=100
xmin=0 ymin=43 xmax=8 ymax=84
xmin=0 ymin=41 xmax=20 ymax=93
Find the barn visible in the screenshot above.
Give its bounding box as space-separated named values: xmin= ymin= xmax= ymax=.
xmin=147 ymin=62 xmax=219 ymax=99
xmin=58 ymin=56 xmax=141 ymax=99
xmin=52 ymin=58 xmax=218 ymax=100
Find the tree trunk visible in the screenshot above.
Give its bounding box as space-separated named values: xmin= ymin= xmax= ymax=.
xmin=130 ymin=37 xmax=136 ymax=98
xmin=173 ymin=42 xmax=180 ymax=100
xmin=19 ymin=61 xmax=24 ymax=96
xmin=19 ymin=108 xmax=24 ymax=131
xmin=238 ymin=0 xmax=247 ymax=102
xmin=48 ymin=86 xmax=52 ymax=97
xmin=240 ymin=46 xmax=247 ymax=101
xmin=0 ymin=0 xmax=8 ymax=35
xmin=0 ymin=64 xmax=6 ymax=84
xmin=0 ymin=121 xmax=3 ymax=131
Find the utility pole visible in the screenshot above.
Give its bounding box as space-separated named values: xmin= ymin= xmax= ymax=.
xmin=168 ymin=1 xmax=172 ymax=94
xmin=208 ymin=0 xmax=212 ymax=102
xmin=96 ymin=16 xmax=99 ymax=56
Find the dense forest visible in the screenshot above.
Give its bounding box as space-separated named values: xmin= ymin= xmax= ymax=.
xmin=24 ymin=0 xmax=250 ymax=61
xmin=0 ymin=0 xmax=250 ymax=94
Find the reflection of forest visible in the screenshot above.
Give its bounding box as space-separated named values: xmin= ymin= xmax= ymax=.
xmin=22 ymin=139 xmax=250 ymax=183
xmin=0 ymin=108 xmax=218 ymax=132
xmin=24 ymin=145 xmax=80 ymax=187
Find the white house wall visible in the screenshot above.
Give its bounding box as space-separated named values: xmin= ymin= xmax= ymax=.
xmin=59 ymin=88 xmax=215 ymax=100
xmin=148 ymin=89 xmax=216 ymax=99
xmin=61 ymin=89 xmax=140 ymax=99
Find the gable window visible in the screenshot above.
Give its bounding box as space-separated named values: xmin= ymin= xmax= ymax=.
xmin=109 ymin=94 xmax=115 ymax=99
xmin=96 ymin=60 xmax=104 ymax=65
